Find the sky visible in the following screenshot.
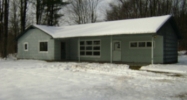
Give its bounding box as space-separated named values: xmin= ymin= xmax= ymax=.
xmin=26 ymin=0 xmax=116 ymax=26
xmin=60 ymin=0 xmax=116 ymax=26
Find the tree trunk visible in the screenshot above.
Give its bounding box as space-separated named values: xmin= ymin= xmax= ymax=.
xmin=3 ymin=0 xmax=9 ymax=58
xmin=0 ymin=0 xmax=4 ymax=56
xmin=20 ymin=0 xmax=27 ymax=32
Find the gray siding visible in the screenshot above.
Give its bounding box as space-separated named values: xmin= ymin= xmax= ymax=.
xmin=58 ymin=34 xmax=164 ymax=64
xmin=159 ymin=22 xmax=178 ymax=63
xmin=18 ymin=29 xmax=55 ymax=60
xmin=18 ymin=28 xmax=170 ymax=64
xmin=54 ymin=39 xmax=70 ymax=60
xmin=54 ymin=40 xmax=61 ymax=60
xmin=113 ymin=34 xmax=163 ymax=64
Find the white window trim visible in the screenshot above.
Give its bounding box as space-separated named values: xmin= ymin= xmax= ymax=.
xmin=39 ymin=41 xmax=48 ymax=53
xmin=23 ymin=42 xmax=28 ymax=51
xmin=79 ymin=40 xmax=101 ymax=58
xmin=129 ymin=41 xmax=155 ymax=49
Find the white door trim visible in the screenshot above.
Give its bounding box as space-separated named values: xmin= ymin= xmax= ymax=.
xmin=113 ymin=40 xmax=121 ymax=61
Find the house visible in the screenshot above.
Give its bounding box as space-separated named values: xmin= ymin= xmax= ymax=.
xmin=17 ymin=15 xmax=181 ymax=64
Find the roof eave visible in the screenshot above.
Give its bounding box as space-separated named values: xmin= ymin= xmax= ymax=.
xmin=155 ymin=15 xmax=172 ymax=33
xmin=53 ymin=32 xmax=156 ymax=39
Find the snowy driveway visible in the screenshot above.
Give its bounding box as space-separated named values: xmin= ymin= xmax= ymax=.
xmin=0 ymin=59 xmax=187 ymax=100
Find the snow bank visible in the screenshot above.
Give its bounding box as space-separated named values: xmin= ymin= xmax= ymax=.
xmin=1 ymin=54 xmax=187 ymax=100
xmin=0 ymin=54 xmax=17 ymax=61
xmin=141 ymin=55 xmax=187 ymax=75
xmin=62 ymin=63 xmax=129 ymax=74
xmin=1 ymin=57 xmax=187 ymax=100
xmin=0 ymin=59 xmax=176 ymax=81
xmin=178 ymin=50 xmax=187 ymax=55
xmin=33 ymin=62 xmax=133 ymax=76
xmin=141 ymin=65 xmax=187 ymax=75
xmin=7 ymin=54 xmax=17 ymax=60
xmin=178 ymin=55 xmax=187 ymax=65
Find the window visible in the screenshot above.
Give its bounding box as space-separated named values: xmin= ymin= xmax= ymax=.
xmin=39 ymin=42 xmax=48 ymax=52
xmin=24 ymin=42 xmax=28 ymax=51
xmin=130 ymin=42 xmax=137 ymax=47
xmin=114 ymin=41 xmax=121 ymax=50
xmin=79 ymin=40 xmax=100 ymax=57
xmin=130 ymin=41 xmax=153 ymax=48
xmin=139 ymin=42 xmax=146 ymax=47
xmin=147 ymin=42 xmax=152 ymax=47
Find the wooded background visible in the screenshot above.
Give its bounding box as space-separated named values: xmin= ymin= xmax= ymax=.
xmin=0 ymin=0 xmax=187 ymax=58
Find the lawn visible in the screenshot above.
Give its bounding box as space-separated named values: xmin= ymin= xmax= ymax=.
xmin=0 ymin=55 xmax=187 ymax=100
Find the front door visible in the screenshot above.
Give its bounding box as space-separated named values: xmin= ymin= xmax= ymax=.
xmin=113 ymin=41 xmax=121 ymax=61
xmin=61 ymin=42 xmax=66 ymax=60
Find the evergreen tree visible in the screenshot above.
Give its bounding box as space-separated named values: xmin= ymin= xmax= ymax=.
xmin=36 ymin=0 xmax=44 ymax=24
xmin=43 ymin=0 xmax=68 ymax=26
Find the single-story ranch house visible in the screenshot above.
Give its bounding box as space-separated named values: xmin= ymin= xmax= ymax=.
xmin=17 ymin=15 xmax=181 ymax=64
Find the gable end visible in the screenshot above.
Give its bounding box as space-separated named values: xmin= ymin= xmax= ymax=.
xmin=17 ymin=25 xmax=53 ymax=41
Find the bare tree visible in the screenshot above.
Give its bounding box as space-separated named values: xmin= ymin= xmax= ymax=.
xmin=68 ymin=0 xmax=100 ymax=24
xmin=20 ymin=0 xmax=28 ymax=32
xmin=106 ymin=0 xmax=187 ymax=50
xmin=9 ymin=0 xmax=20 ymax=53
xmin=35 ymin=0 xmax=44 ymax=24
xmin=10 ymin=0 xmax=20 ymax=36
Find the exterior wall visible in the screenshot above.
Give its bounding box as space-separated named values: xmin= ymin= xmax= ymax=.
xmin=18 ymin=29 xmax=55 ymax=60
xmin=113 ymin=34 xmax=164 ymax=64
xmin=54 ymin=39 xmax=72 ymax=60
xmin=18 ymin=28 xmax=165 ymax=64
xmin=76 ymin=36 xmax=111 ymax=62
xmin=69 ymin=38 xmax=80 ymax=61
xmin=54 ymin=39 xmax=61 ymax=60
xmin=59 ymin=34 xmax=164 ymax=64
xmin=158 ymin=22 xmax=178 ymax=63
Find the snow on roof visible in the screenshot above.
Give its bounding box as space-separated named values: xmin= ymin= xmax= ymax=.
xmin=33 ymin=15 xmax=172 ymax=38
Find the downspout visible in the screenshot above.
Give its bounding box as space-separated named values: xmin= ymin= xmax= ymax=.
xmin=110 ymin=35 xmax=113 ymax=63
xmin=151 ymin=35 xmax=154 ymax=64
xmin=78 ymin=38 xmax=80 ymax=62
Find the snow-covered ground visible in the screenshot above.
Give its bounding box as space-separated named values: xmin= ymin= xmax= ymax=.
xmin=141 ymin=52 xmax=187 ymax=75
xmin=0 ymin=55 xmax=187 ymax=100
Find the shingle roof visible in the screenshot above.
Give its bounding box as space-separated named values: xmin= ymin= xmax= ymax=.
xmin=33 ymin=15 xmax=172 ymax=38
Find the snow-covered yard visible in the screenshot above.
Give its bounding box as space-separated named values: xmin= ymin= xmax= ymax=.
xmin=0 ymin=55 xmax=187 ymax=100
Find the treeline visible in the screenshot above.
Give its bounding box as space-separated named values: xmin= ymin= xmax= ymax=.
xmin=106 ymin=0 xmax=187 ymax=50
xmin=0 ymin=0 xmax=100 ymax=58
xmin=0 ymin=0 xmax=187 ymax=58
xmin=0 ymin=0 xmax=69 ymax=57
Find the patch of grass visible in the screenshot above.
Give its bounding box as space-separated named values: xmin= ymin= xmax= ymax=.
xmin=155 ymin=79 xmax=173 ymax=83
xmin=168 ymin=74 xmax=184 ymax=77
xmin=174 ymin=93 xmax=187 ymax=100
xmin=129 ymin=66 xmax=142 ymax=70
xmin=146 ymin=70 xmax=184 ymax=78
